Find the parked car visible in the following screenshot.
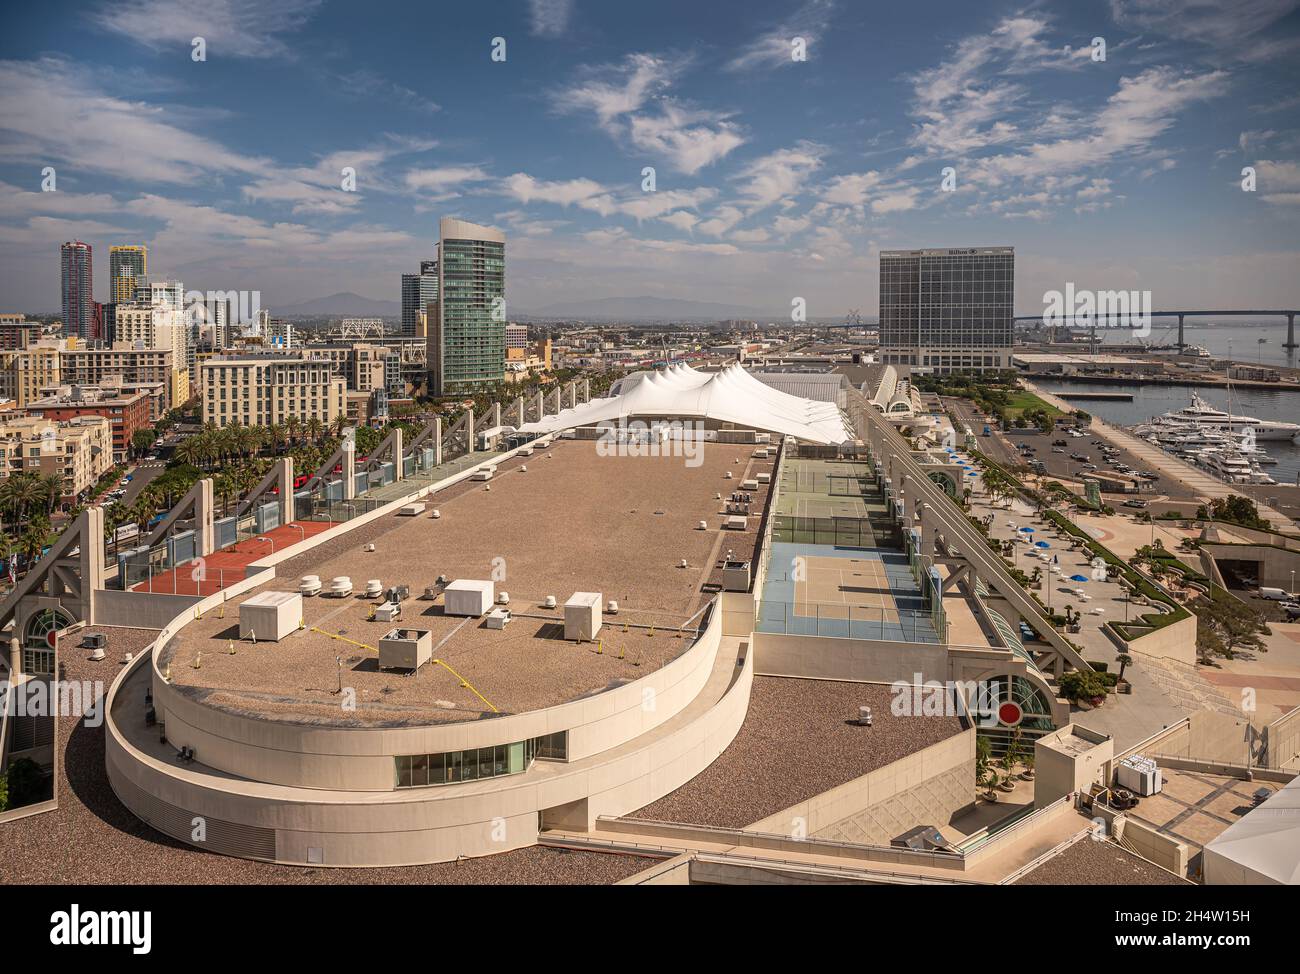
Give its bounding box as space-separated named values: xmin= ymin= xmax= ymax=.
xmin=1052 ymin=447 xmax=1066 ymax=454
xmin=1260 ymin=587 xmax=1292 ymax=601
xmin=1123 ymin=499 xmax=1148 ymax=509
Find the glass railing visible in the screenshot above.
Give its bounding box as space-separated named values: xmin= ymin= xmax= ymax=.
xmin=756 ymin=600 xmax=940 ymax=643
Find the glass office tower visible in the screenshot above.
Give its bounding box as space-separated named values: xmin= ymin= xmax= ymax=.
xmin=880 ymin=246 xmax=1014 ymax=373
xmin=401 ymin=259 xmax=438 ymax=337
xmin=428 ymin=218 xmax=505 ymax=396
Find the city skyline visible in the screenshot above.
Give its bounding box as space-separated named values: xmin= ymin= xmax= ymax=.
xmin=1 ymin=1 xmax=1299 ymax=319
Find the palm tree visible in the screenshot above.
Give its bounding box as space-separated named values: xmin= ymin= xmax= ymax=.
xmin=213 ymin=473 xmax=236 ymax=517
xmin=174 ymin=437 xmax=203 ymax=469
xmin=18 ymin=524 xmax=46 ymax=566
xmin=285 ymin=415 xmax=302 ymax=446
xmin=305 ymin=417 xmax=324 ymax=443
xmin=38 ymin=473 xmax=64 ymax=515
xmin=0 ymin=473 xmax=42 ymax=530
xmin=129 ymin=498 xmax=153 ymax=535
xmin=266 ymin=422 xmax=285 ymax=451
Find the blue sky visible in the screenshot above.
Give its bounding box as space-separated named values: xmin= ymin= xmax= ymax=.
xmin=1 ymin=0 xmax=1298 ymax=316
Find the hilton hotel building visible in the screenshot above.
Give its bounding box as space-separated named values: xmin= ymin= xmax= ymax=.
xmin=879 ymin=246 xmax=1014 ymax=374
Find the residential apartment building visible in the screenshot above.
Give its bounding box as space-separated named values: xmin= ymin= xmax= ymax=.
xmin=59 ymin=345 xmax=180 ymax=413
xmin=0 ymin=341 xmax=64 ymax=407
xmin=200 ymin=355 xmax=346 ymax=428
xmin=109 ymin=244 xmax=148 ymax=305
xmin=505 ymin=338 xmax=552 ymax=383
xmin=0 ymin=314 xmax=42 ymax=350
xmin=0 ymin=414 xmax=113 ymax=502
xmin=427 ymin=217 xmax=506 ymax=396
xmin=26 ymin=384 xmax=153 ymax=462
xmin=879 ymin=246 xmax=1014 ymax=373
xmin=113 ymin=301 xmax=191 ymax=405
xmin=60 ymin=241 xmax=94 ymax=340
xmin=505 ymin=323 xmax=529 ymax=350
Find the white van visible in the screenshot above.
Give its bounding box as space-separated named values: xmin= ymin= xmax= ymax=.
xmin=1260 ymin=587 xmax=1291 ymax=601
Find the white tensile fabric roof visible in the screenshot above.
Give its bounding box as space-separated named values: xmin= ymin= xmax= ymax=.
xmin=1203 ymin=775 xmax=1300 ymax=884
xmin=518 ymin=363 xmax=852 ymax=444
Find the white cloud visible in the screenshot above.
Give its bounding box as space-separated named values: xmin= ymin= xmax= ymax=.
xmin=552 ymin=53 xmax=745 ymax=173
xmin=501 ymin=173 xmax=614 ymax=215
xmin=528 ymin=0 xmax=575 ymax=37
xmin=626 ymin=104 xmax=746 ymax=176
xmin=821 ymin=172 xmax=884 ymax=206
xmin=660 ymin=211 xmax=700 ymax=232
xmin=0 ymin=58 xmax=271 ymax=185
xmin=1110 ymin=0 xmax=1300 ymax=61
xmin=1256 ymin=159 xmax=1300 ymax=204
xmin=733 ymin=142 xmax=825 ymax=211
xmin=773 ymin=214 xmax=812 ymax=235
xmin=696 ymin=205 xmax=744 ymax=237
xmin=405 ymin=166 xmax=492 ymax=193
xmin=726 ymin=0 xmax=835 ymax=72
xmin=92 ymin=0 xmax=323 ymax=58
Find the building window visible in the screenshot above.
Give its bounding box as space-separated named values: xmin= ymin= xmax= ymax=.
xmin=394 ymin=731 xmax=566 ymax=788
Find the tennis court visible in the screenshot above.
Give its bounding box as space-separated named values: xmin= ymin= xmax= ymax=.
xmin=758 ymin=542 xmax=937 ymax=642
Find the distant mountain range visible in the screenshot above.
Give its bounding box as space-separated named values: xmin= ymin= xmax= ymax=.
xmin=521 ymin=295 xmax=777 ymax=321
xmin=272 ymin=292 xmax=400 ymax=317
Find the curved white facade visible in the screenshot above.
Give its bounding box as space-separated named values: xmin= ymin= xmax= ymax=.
xmin=104 ymin=568 xmax=753 ymax=867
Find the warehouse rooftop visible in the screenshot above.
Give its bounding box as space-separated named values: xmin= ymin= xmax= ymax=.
xmin=161 ymin=440 xmax=775 ymax=726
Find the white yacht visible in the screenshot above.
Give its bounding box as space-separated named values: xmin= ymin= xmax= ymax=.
xmin=1159 ymin=393 xmax=1300 ymax=442
xmin=1193 ymin=448 xmax=1276 ymax=485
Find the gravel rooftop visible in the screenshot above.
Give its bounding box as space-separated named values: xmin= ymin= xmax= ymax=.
xmin=1014 ymin=836 xmax=1190 ymax=885
xmin=162 ymin=440 xmax=772 ymax=726
xmin=1 ymin=626 xmax=658 ymax=885
xmin=632 ymin=678 xmax=966 ymax=830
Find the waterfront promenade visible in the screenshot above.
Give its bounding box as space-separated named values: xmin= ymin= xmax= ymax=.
xmin=1024 ymin=380 xmax=1295 ymax=529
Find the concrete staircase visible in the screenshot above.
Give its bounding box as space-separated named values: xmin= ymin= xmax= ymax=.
xmin=1140 ymin=655 xmax=1240 ymax=717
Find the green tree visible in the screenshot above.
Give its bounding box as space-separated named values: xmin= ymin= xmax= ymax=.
xmin=1193 ymin=587 xmax=1270 ymax=662
xmin=131 ymin=429 xmax=156 ymax=457
xmin=3 ymin=757 xmax=47 ymax=808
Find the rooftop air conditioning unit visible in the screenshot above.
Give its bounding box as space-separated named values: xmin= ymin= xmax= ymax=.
xmin=82 ymin=632 xmax=107 ymax=650
xmin=721 ymin=560 xmax=751 ymax=592
xmin=378 ymin=628 xmax=432 ymax=673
